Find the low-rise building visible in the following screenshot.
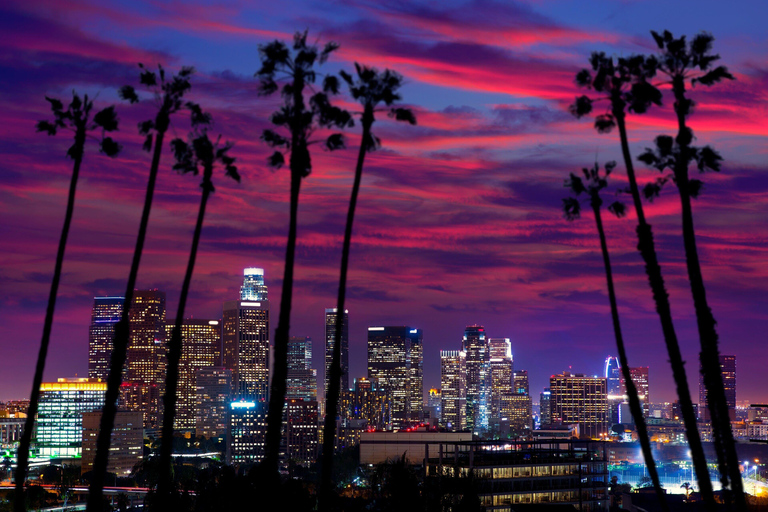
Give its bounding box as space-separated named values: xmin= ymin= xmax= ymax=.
xmin=359 ymin=427 xmax=471 ymax=465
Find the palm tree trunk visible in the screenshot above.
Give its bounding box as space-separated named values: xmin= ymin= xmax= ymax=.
xmin=614 ymin=109 xmax=715 ymax=506
xmin=87 ymin=121 xmax=168 ymax=512
xmin=319 ymin=118 xmax=371 ymax=508
xmin=15 ymin=128 xmax=85 ymax=512
xmin=671 ymin=78 xmax=746 ymax=508
xmin=157 ymin=176 xmax=213 ymax=502
xmin=592 ymin=199 xmax=668 ymax=512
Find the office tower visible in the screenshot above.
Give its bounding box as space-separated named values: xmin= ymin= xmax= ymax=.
xmin=549 ymin=372 xmax=608 ymax=439
xmin=627 ymin=367 xmax=650 ymax=417
xmin=508 ymin=393 xmax=532 ymax=435
xmin=367 ymin=326 xmax=423 ymax=429
xmin=605 ymin=356 xmax=624 ymax=425
xmin=118 ymin=382 xmax=159 ymax=431
xmin=440 ymin=350 xmax=467 ymax=431
xmin=223 ymin=268 xmax=270 ymax=401
xmin=426 ymin=388 xmax=441 ymax=424
xmin=287 ymin=336 xmax=317 ymax=401
xmin=125 ymin=290 xmax=166 ymax=429
xmin=285 ymin=399 xmax=319 ymax=467
xmin=227 ymin=400 xmax=268 ymax=464
xmin=325 ymin=308 xmax=349 ymax=396
xmin=195 ymin=367 xmax=232 ymax=439
xmin=488 ymin=338 xmax=513 ymax=428
xmin=540 ymin=388 xmax=552 ymax=425
xmin=35 ymin=378 xmax=106 ymax=457
xmin=88 ymin=296 xmax=124 ymax=381
xmin=699 ymin=355 xmax=736 ymax=421
xmin=168 ymin=318 xmax=222 ymax=431
xmin=463 ymin=325 xmax=489 ymax=433
xmin=514 ymin=370 xmax=529 ymax=395
xmin=340 ymin=378 xmax=391 ymax=430
xmin=81 ymin=410 xmax=143 ymax=476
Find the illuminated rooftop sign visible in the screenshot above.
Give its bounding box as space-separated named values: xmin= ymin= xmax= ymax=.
xmin=240 ymin=302 xmax=261 ymax=307
xmin=368 ymin=327 xmax=385 ymax=331
xmin=244 ymin=268 xmax=264 ymax=276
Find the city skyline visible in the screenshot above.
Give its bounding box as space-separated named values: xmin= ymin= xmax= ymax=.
xmin=2 ymin=0 xmax=768 ymax=407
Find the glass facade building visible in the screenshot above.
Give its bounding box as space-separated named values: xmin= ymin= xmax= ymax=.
xmin=88 ymin=296 xmax=124 ymax=381
xmin=325 ymin=308 xmax=349 ymax=396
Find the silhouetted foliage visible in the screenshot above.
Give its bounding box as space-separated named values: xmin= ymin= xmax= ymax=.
xmin=320 ymin=63 xmax=415 ymax=508
xmin=15 ymin=91 xmax=119 ymax=512
xmin=88 ymin=64 xmax=198 ymax=512
xmin=255 ymin=30 xmax=352 ymax=478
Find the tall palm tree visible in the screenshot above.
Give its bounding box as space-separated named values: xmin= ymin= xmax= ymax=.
xmin=256 ymin=31 xmax=352 ymax=477
xmin=570 ymin=53 xmax=715 ymax=506
xmin=639 ymin=29 xmax=743 ymax=508
xmin=87 ymin=65 xmax=197 ymax=512
xmin=156 ymin=116 xmax=240 ymax=505
xmin=319 ymin=64 xmax=415 ymax=506
xmin=563 ymin=162 xmax=668 ymax=512
xmin=15 ymin=94 xmax=119 ymax=512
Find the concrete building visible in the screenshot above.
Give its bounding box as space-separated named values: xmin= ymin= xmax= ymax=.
xmin=359 ymin=428 xmax=472 ymax=465
xmin=440 ymin=350 xmax=466 ymax=432
xmin=195 ymin=366 xmax=232 ymax=439
xmin=627 ymin=366 xmax=650 ymax=418
xmin=227 ymin=400 xmax=267 ymax=464
xmin=285 ymin=399 xmax=318 ymax=467
xmin=81 ymin=410 xmax=143 ymax=476
xmin=550 ymin=372 xmax=608 ymax=439
xmin=488 ymin=338 xmax=513 ymax=432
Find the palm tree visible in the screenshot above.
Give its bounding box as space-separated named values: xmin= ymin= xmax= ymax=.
xmin=319 ymin=64 xmax=416 ymax=507
xmin=681 ymin=481 xmax=692 ymax=502
xmin=156 ymin=115 xmax=240 ymax=504
xmin=570 ymin=53 xmax=715 ymax=506
xmin=87 ymin=64 xmax=197 ymax=512
xmin=638 ymin=30 xmax=744 ymax=508
xmin=563 ymin=162 xmax=668 ymax=512
xmin=14 ymin=93 xmax=119 ymax=512
xmin=256 ymin=31 xmax=352 ymax=478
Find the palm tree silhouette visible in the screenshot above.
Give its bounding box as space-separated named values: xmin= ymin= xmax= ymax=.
xmin=570 ymin=53 xmax=715 ymax=506
xmin=256 ymin=31 xmax=352 ymax=478
xmin=319 ymin=64 xmax=415 ymax=507
xmin=639 ymin=29 xmax=743 ymax=508
xmin=156 ymin=114 xmax=240 ymax=504
xmin=87 ymin=64 xmax=197 ymax=512
xmin=15 ymin=93 xmax=119 ymax=512
xmin=563 ymin=162 xmax=668 ymax=512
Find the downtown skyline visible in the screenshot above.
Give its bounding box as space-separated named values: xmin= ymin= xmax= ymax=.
xmin=1 ymin=0 xmax=768 ymax=405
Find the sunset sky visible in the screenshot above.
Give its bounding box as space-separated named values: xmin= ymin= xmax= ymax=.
xmin=1 ymin=0 xmax=767 ymax=404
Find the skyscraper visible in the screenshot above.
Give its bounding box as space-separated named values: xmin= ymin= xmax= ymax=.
xmin=195 ymin=367 xmax=232 ymax=439
xmin=287 ymin=336 xmax=317 ymax=401
xmin=223 ymin=268 xmax=270 ymax=401
xmin=168 ymin=318 xmax=222 ymax=430
xmin=367 ymin=326 xmax=423 ymax=429
xmin=325 ymin=308 xmax=349 ymax=396
xmin=514 ymin=370 xmax=529 ymax=395
xmin=699 ymin=355 xmax=736 ymax=421
xmin=605 ymin=356 xmax=624 ymax=425
xmin=88 ymin=296 xmax=124 ymax=381
xmin=627 ymin=367 xmax=650 ymax=418
xmin=488 ymin=338 xmax=513 ymax=428
xmin=125 ymin=290 xmax=166 ymax=429
xmin=463 ymin=325 xmax=489 ymax=433
xmin=440 ymin=350 xmax=466 ymax=431
xmin=549 ymin=372 xmax=608 ymax=439
xmin=540 ymin=388 xmax=552 ymax=425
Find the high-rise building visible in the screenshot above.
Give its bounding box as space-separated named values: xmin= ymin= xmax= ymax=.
xmin=338 ymin=377 xmax=391 ymax=449
xmin=125 ymin=290 xmax=167 ymax=429
xmin=508 ymin=393 xmax=532 ymax=435
xmin=227 ymin=400 xmax=267 ymax=464
xmin=440 ymin=350 xmax=467 ymax=432
xmin=426 ymin=388 xmax=441 ymax=425
xmin=699 ymin=355 xmax=736 ymax=421
xmin=35 ymin=378 xmax=106 ymax=457
xmin=549 ymin=372 xmax=608 ymax=439
xmin=88 ymin=296 xmax=124 ymax=381
xmin=81 ymin=410 xmax=143 ymax=476
xmin=168 ymin=318 xmax=222 ymax=431
xmin=605 ymin=356 xmax=624 ymax=425
xmin=627 ymin=367 xmax=650 ymax=418
xmin=540 ymin=388 xmax=552 ymax=425
xmin=287 ymin=336 xmax=317 ymax=401
xmin=488 ymin=338 xmax=513 ymax=430
xmin=367 ymin=326 xmax=423 ymax=429
xmin=223 ymin=268 xmax=270 ymax=401
xmin=195 ymin=367 xmax=232 ymax=439
xmin=325 ymin=308 xmax=349 ymax=396
xmin=285 ymin=399 xmax=318 ymax=467
xmin=514 ymin=370 xmax=529 ymax=395
xmin=463 ymin=325 xmax=489 ymax=433
xmin=118 ymin=382 xmax=158 ymax=431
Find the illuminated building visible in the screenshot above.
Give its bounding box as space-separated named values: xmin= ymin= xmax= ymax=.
xmin=463 ymin=325 xmax=489 ymax=433
xmin=699 ymin=355 xmax=736 ymax=421
xmin=514 ymin=370 xmax=529 ymax=395
xmin=168 ymin=318 xmax=222 ymax=431
xmin=367 ymin=326 xmax=423 ymax=429
xmin=549 ymin=372 xmax=608 ymax=439
xmin=227 ymin=400 xmax=267 ymax=464
xmin=540 ymin=388 xmax=552 ymax=425
xmin=359 ymin=428 xmax=472 ymax=465
xmin=287 ymin=336 xmax=317 ymax=401
xmin=425 ymin=388 xmax=441 ymax=425
xmin=508 ymin=393 xmax=533 ymax=435
xmin=35 ymin=378 xmax=106 ymax=457
xmin=118 ymin=382 xmax=158 ymax=432
xmin=425 ymin=439 xmax=608 ymax=510
xmin=126 ymin=290 xmax=167 ymax=429
xmin=81 ymin=410 xmax=142 ymax=476
xmin=338 ymin=378 xmax=391 ymax=449
xmin=626 ymin=367 xmax=650 ymax=418
xmin=488 ymin=338 xmax=513 ymax=430
xmin=223 ymin=268 xmax=270 ymax=401
xmin=325 ymin=308 xmax=349 ymax=396
xmin=440 ymin=350 xmax=466 ymax=432
xmin=195 ymin=366 xmax=232 ymax=439
xmin=88 ymin=296 xmax=124 ymax=381
xmin=285 ymin=399 xmax=318 ymax=467
xmin=605 ymin=356 xmax=624 ymax=425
